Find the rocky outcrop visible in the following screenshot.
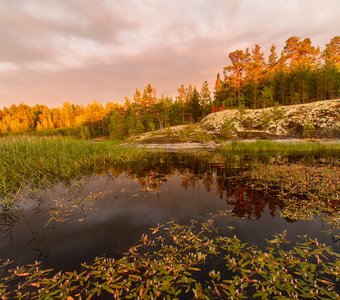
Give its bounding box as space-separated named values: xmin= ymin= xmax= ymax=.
xmin=125 ymin=124 xmax=213 ymax=144
xmin=127 ymin=100 xmax=340 ymax=143
xmin=200 ymin=99 xmax=340 ymax=139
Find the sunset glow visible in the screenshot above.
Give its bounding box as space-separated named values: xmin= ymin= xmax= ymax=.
xmin=1 ymin=0 xmax=339 ymax=107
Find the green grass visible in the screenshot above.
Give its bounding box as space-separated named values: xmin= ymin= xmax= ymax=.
xmin=0 ymin=137 xmax=149 ymax=205
xmin=221 ymin=140 xmax=340 ymax=154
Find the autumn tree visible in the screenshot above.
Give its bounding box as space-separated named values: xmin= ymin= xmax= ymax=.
xmin=176 ymin=84 xmax=188 ymax=123
xmin=142 ymin=84 xmax=157 ymax=108
xmin=39 ymin=106 xmax=54 ymax=130
xmin=133 ymin=88 xmax=142 ymax=110
xmin=60 ymin=102 xmax=75 ymax=128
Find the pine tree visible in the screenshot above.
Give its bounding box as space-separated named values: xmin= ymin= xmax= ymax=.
xmin=267 ymin=44 xmax=278 ymax=107
xmin=213 ymin=73 xmax=224 ymax=108
xmin=142 ymin=83 xmax=157 ymax=108
xmin=247 ymin=44 xmax=266 ymax=108
xmin=200 ymin=81 xmax=211 ymax=116
xmin=322 ymin=36 xmax=340 ymax=99
xmin=224 ymin=49 xmax=250 ymax=101
xmin=268 ymin=44 xmax=278 ymax=69
xmin=133 ymin=88 xmax=142 ymax=108
xmin=190 ymin=87 xmax=201 ymax=122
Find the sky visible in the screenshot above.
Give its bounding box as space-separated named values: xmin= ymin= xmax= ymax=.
xmin=0 ymin=0 xmax=339 ymax=108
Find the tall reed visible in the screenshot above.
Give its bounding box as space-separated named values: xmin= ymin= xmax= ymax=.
xmin=0 ymin=137 xmax=148 ymax=205
xmin=221 ymin=140 xmax=340 ymax=154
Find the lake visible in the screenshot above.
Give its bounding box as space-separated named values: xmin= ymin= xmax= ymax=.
xmin=0 ymin=151 xmax=338 ymax=272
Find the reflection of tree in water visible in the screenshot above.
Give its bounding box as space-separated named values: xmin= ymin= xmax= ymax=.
xmin=114 ymin=152 xmax=286 ymax=220
xmin=181 ymin=169 xmax=199 ymax=190
xmin=224 ymin=185 xmax=284 ymax=219
xmin=3 ymin=152 xmax=321 ymax=234
xmin=136 ymin=171 xmax=168 ymax=192
xmin=182 ymin=166 xmax=285 ymax=220
xmin=116 ymin=152 xmax=338 ymax=222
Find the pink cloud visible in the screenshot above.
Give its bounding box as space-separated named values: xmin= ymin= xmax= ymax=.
xmin=0 ymin=0 xmax=339 ymax=107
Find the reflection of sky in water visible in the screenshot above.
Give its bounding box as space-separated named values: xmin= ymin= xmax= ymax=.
xmin=0 ymin=155 xmax=338 ymax=271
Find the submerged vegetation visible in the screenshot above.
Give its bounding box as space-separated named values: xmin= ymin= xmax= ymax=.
xmin=0 ymin=220 xmax=339 ymax=299
xmin=243 ymin=163 xmax=339 ymax=238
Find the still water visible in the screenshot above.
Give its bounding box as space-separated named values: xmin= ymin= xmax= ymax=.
xmin=0 ymin=151 xmax=338 ymax=271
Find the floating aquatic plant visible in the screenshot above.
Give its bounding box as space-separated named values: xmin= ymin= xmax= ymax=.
xmin=0 ymin=219 xmax=338 ymax=299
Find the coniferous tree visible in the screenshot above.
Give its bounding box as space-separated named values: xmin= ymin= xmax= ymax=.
xmin=267 ymin=44 xmax=278 ymax=106
xmin=190 ymin=87 xmax=201 ymax=122
xmin=213 ymin=73 xmax=224 ymax=108
xmin=322 ymin=36 xmax=340 ymax=99
xmin=247 ymin=44 xmax=266 ymax=108
xmin=200 ymin=81 xmax=211 ymax=116
xmin=224 ymin=49 xmax=250 ymax=102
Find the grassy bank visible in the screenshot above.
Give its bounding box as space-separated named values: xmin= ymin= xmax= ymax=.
xmin=220 ymin=140 xmax=340 ymax=154
xmin=0 ymin=137 xmax=149 ymax=205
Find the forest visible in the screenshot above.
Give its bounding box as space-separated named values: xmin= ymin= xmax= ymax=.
xmin=0 ymin=35 xmax=339 ymax=139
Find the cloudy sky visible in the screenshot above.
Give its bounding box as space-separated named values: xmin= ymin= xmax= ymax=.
xmin=0 ymin=0 xmax=339 ymax=107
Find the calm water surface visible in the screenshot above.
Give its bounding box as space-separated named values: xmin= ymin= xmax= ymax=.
xmin=0 ymin=152 xmax=338 ymax=271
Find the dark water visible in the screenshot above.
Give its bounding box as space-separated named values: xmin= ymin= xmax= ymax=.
xmin=0 ymin=151 xmax=338 ymax=271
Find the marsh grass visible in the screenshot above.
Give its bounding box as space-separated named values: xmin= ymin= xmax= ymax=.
xmin=221 ymin=140 xmax=340 ymax=154
xmin=0 ymin=137 xmax=149 ymax=205
xmin=245 ymin=163 xmax=340 ymax=229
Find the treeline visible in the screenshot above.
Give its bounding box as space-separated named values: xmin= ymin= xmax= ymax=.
xmin=214 ymin=36 xmax=339 ymax=109
xmin=0 ymin=83 xmax=209 ymax=138
xmin=0 ymin=36 xmax=339 ymax=139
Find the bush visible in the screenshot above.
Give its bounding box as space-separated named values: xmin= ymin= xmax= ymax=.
xmin=220 ymin=118 xmax=236 ymax=139
xmin=303 ymin=118 xmax=316 ymax=138
xmin=195 ymin=130 xmax=212 ymax=143
xmin=80 ymin=125 xmax=91 ymax=139
xmin=270 ymin=103 xmax=285 ymax=120
xmin=258 ymin=111 xmax=272 ymax=130
xmin=241 ymin=116 xmax=253 ymax=129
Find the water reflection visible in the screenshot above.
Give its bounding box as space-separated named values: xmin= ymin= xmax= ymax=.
xmin=0 ymin=152 xmax=338 ymax=271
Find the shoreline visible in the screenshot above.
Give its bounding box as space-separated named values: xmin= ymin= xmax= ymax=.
xmin=123 ymin=139 xmax=340 ymax=150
